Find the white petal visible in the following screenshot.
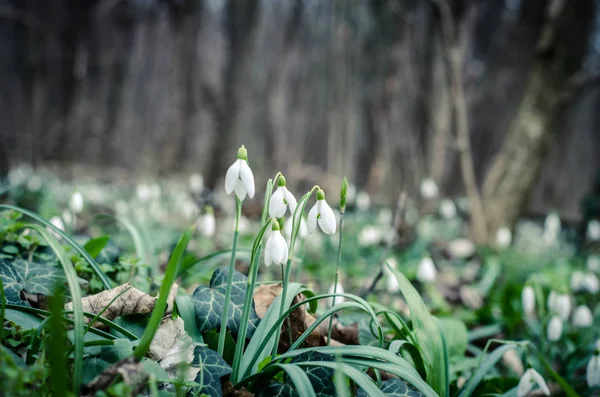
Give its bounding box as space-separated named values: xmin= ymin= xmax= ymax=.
xmin=234 ymin=180 xmax=247 ymax=200
xmin=299 ymin=218 xmax=308 ymax=239
xmin=318 ymin=200 xmax=337 ymax=234
xmin=269 ymin=188 xmax=286 ymax=218
xmin=530 ymin=369 xmax=551 ymax=395
xmin=273 ymin=232 xmax=288 ymax=264
xmin=587 ymin=355 xmax=600 ymax=387
xmin=307 ymin=204 xmax=318 ymax=234
xmin=239 ymin=160 xmax=255 ymax=198
xmin=225 ymin=160 xmax=241 ymax=195
xmin=547 ymin=316 xmax=563 ymax=341
xmin=264 ymin=235 xmax=276 ymax=266
xmin=284 ymin=188 xmax=298 ymax=214
xmin=522 ymin=286 xmax=535 ymax=314
xmin=517 ymin=370 xmax=534 ymax=397
xmin=284 ymin=217 xmax=293 ymax=242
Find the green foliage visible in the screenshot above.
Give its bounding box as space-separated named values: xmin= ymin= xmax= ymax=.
xmin=190 ymin=345 xmax=232 ymax=397
xmin=358 ymin=379 xmax=425 ymax=397
xmin=0 ymin=258 xmax=65 ymax=305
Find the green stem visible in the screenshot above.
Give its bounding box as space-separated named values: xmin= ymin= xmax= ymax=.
xmin=327 ymin=212 xmax=345 ymax=345
xmin=218 ymin=198 xmax=242 ymax=357
xmin=272 ymin=257 xmax=293 ymax=357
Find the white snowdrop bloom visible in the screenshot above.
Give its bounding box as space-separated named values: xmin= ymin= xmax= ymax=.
xmin=543 ymin=212 xmax=561 ymax=245
xmin=264 ymin=222 xmax=288 ymax=267
xmin=588 ymin=256 xmax=600 ymax=273
xmin=269 ymin=176 xmax=297 ymax=218
xmin=69 ymin=191 xmax=84 ymax=214
xmin=517 ymin=368 xmax=550 ymax=397
xmin=27 ymin=175 xmax=43 ymax=192
xmin=198 ymin=210 xmax=216 ymax=237
xmin=136 ymin=184 xmax=151 ymax=202
xmin=283 ymin=216 xmax=308 ymax=244
xmin=496 ymin=227 xmax=512 ymax=248
xmin=587 ymin=220 xmax=600 ymax=242
xmin=328 ymin=282 xmax=345 ymax=307
xmin=547 ymin=315 xmax=563 ymax=342
xmin=521 ymin=285 xmax=535 ymax=315
xmin=49 ymin=216 xmax=65 ymax=231
xmin=588 ymin=344 xmax=600 ymax=388
xmin=307 ymin=189 xmax=336 ymax=235
xmin=447 ymin=238 xmax=475 ymax=259
xmin=583 ymin=272 xmax=600 ymax=294
xmin=417 ymin=257 xmax=437 ymax=283
xmin=385 ymin=258 xmax=400 ymax=293
xmin=358 ymin=226 xmax=383 ymax=247
xmin=420 ymin=178 xmax=439 ymax=199
xmin=572 ymin=305 xmax=593 ymax=327
xmin=224 ymin=145 xmax=255 ymax=200
xmin=61 ymin=210 xmax=73 ymax=227
xmin=377 ymin=208 xmax=393 ymax=226
xmin=345 ymin=182 xmax=357 ymax=205
xmin=356 ymin=191 xmax=371 ymax=212
xmin=571 ymin=271 xmax=585 ymax=292
xmin=188 ymin=173 xmax=204 ymax=194
xmin=439 ymin=199 xmax=457 ymax=220
xmin=548 ymin=292 xmax=571 ymax=321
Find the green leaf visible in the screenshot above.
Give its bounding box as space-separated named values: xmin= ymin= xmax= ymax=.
xmin=290 ymin=351 xmax=335 ymax=396
xmin=12 ymin=258 xmax=64 ymax=295
xmin=82 ymin=356 xmax=110 ymax=384
xmin=83 ymin=236 xmax=111 ymax=259
xmin=0 ymin=259 xmax=25 ymax=304
xmin=191 ymin=266 xmax=260 ymax=339
xmin=358 ymin=379 xmax=425 ymax=397
xmin=175 ymin=295 xmax=204 ymax=343
xmin=256 ymin=382 xmax=300 ymax=397
xmin=190 ymin=345 xmax=232 ymax=397
xmin=438 ymin=318 xmax=467 ymax=358
xmin=3 ymin=307 xmax=43 ymax=329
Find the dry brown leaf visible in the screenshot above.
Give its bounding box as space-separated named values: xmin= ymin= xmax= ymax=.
xmin=82 ymin=356 xmax=148 ymax=397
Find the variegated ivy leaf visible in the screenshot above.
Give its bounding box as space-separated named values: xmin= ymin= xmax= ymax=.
xmin=357 ymin=378 xmax=425 ymax=397
xmin=0 ymin=258 xmax=64 ymax=305
xmin=190 ymin=345 xmax=232 ymax=397
xmin=191 ymin=266 xmax=260 ymax=339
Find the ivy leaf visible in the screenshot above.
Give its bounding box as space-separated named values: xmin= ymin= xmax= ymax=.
xmin=290 ymin=351 xmax=335 ymax=396
xmin=0 ymin=259 xmax=24 ymax=304
xmin=255 ymin=382 xmax=299 ymax=397
xmin=190 ymin=345 xmax=232 ymax=397
xmin=357 ymin=379 xmax=425 ymax=397
xmin=12 ymin=258 xmax=64 ymax=295
xmin=191 ymin=266 xmax=260 ymax=339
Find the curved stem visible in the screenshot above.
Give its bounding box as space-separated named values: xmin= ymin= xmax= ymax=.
xmin=217 ymin=197 xmax=242 ymax=356
xmin=272 ymin=257 xmax=293 ymax=357
xmin=327 ymin=211 xmax=345 ymax=345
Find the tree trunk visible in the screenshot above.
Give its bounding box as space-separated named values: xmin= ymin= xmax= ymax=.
xmin=482 ymin=0 xmax=596 ymax=235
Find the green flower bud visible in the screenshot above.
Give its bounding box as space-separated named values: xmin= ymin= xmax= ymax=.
xmin=237 ymin=145 xmax=248 ymax=160
xmin=271 ymin=219 xmax=280 ymax=231
xmin=278 ymin=176 xmax=286 ymax=187
xmin=340 ymin=177 xmax=348 ymax=212
xmin=316 ymin=188 xmax=325 ymax=201
xmin=278 ymin=217 xmax=285 ymax=230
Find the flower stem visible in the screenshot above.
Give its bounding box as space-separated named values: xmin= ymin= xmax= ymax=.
xmin=217 ymin=198 xmax=242 ymax=357
xmin=327 ymin=211 xmax=345 ymax=345
xmin=272 ymin=257 xmax=293 ymax=357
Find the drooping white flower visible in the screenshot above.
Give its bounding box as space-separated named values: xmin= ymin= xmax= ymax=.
xmin=547 ymin=315 xmax=563 ymax=342
xmin=189 ymin=173 xmax=204 ymax=194
xmin=358 ymin=226 xmax=383 ymax=247
xmin=447 ymin=238 xmax=475 ymax=259
xmin=571 ymin=271 xmax=585 ymax=292
xmin=136 ymin=184 xmax=151 ymax=202
xmin=587 ymin=344 xmax=600 ymax=388
xmin=284 ymin=216 xmax=308 ymax=244
xmin=439 ymin=199 xmax=457 ymax=220
xmin=224 ymin=145 xmax=255 ymax=200
xmin=198 ymin=208 xmax=216 ymax=237
xmin=582 ymin=272 xmax=600 ymax=294
xmin=61 ymin=210 xmax=73 ymax=227
xmin=385 ymin=258 xmax=400 ymax=293
xmin=69 ymin=191 xmax=84 ymax=214
xmin=269 ymin=176 xmax=297 ymax=218
xmin=517 ymin=368 xmax=550 ymax=397
xmin=587 ymin=219 xmax=600 ymax=242
xmin=377 ymin=208 xmax=393 ymax=226
xmin=27 ymin=176 xmax=43 ymax=192
xmin=356 ymin=191 xmax=371 ymax=212
xmin=572 ymin=305 xmax=593 ymax=327
xmin=417 ymin=257 xmax=437 ymax=283
xmin=307 ymin=189 xmax=336 ymax=235
xmin=328 ymin=281 xmax=345 ymax=307
xmin=547 ymin=291 xmax=571 ymax=321
xmin=588 ymin=256 xmax=600 ymax=273
xmin=420 ymin=178 xmax=439 ymax=199
xmin=522 ymin=285 xmax=535 ymax=315
xmin=496 ymin=227 xmax=512 ymax=248
xmin=49 ymin=216 xmax=65 ymax=231
xmin=543 ymin=212 xmax=561 ymax=245
xmin=264 ymin=222 xmax=288 ymax=267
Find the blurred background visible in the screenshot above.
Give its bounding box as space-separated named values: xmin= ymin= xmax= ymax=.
xmin=1 ymin=0 xmax=599 ymax=242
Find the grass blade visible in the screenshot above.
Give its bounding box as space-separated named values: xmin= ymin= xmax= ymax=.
xmin=48 ymin=285 xmax=68 ymax=397
xmin=271 ymin=363 xmax=317 ymax=397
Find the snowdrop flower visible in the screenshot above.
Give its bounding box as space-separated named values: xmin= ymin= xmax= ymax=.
xmin=587 ymin=220 xmax=600 ymax=242
xmin=547 ymin=291 xmax=571 ymax=321
xmin=385 ymin=258 xmax=400 ymax=293
xmin=377 ymin=208 xmax=393 ymax=226
xmin=496 ymin=227 xmax=512 ymax=248
xmin=547 ymin=315 xmax=563 ymax=341
xmin=572 ymin=305 xmax=593 ymax=327
xmin=571 ymin=271 xmax=585 ymax=292
xmin=264 ymin=221 xmax=288 ymax=267
xmin=198 ymin=208 xmax=216 ymax=237
xmin=417 ymin=257 xmax=437 ymax=283
xmin=27 ymin=175 xmax=43 ymax=192
xmin=307 ymin=189 xmax=336 ymax=235
xmin=269 ymin=176 xmax=297 ymax=218
xmin=420 ymin=178 xmax=439 ymax=199
xmin=588 ymin=256 xmax=600 ymax=273
xmin=328 ymin=281 xmax=345 ymax=307
xmin=189 ymin=173 xmax=204 ymax=194
xmin=447 ymin=238 xmax=475 ymax=259
xmin=358 ymin=226 xmax=383 ymax=247
xmin=224 ymin=145 xmax=255 ymax=200
xmin=517 ymin=368 xmax=550 ymax=397
xmin=69 ymin=190 xmax=84 ymax=214
xmin=521 ymin=285 xmax=535 ymax=315
xmin=543 ymin=212 xmax=561 ymax=245
xmin=61 ymin=210 xmax=73 ymax=227
xmin=439 ymin=199 xmax=457 ymax=220
xmin=356 ymin=191 xmax=371 ymax=212
xmin=49 ymin=216 xmax=65 ymax=231
xmin=283 ymin=216 xmax=308 ymax=244
xmin=587 ymin=342 xmax=600 ymax=388
xmin=582 ymin=272 xmax=600 ymax=294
